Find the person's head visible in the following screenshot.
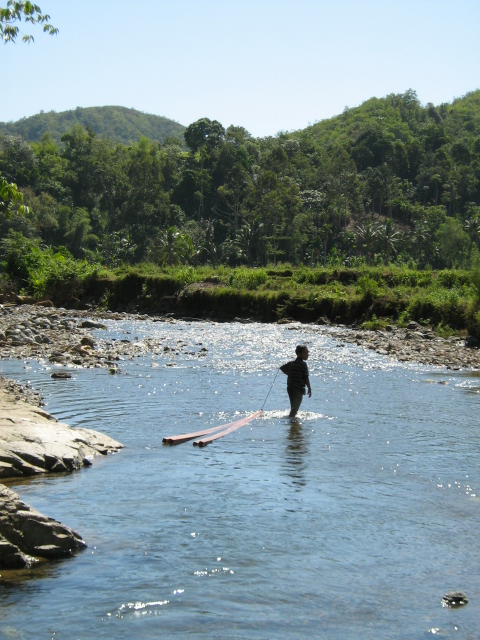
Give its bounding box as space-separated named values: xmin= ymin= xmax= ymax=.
xmin=295 ymin=345 xmax=309 ymax=360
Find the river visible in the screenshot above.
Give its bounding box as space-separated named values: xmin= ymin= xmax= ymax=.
xmin=0 ymin=319 xmax=479 ymax=639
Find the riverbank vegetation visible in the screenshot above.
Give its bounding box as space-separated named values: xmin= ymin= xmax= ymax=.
xmin=1 ymin=89 xmax=480 ymax=336
xmin=1 ymin=234 xmax=479 ymax=337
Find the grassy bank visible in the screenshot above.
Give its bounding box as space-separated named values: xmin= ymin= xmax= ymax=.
xmin=1 ymin=248 xmax=479 ymax=337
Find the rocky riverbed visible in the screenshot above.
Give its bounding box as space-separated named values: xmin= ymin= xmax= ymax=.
xmin=0 ymin=483 xmax=87 ymax=569
xmin=0 ymin=302 xmax=479 ymax=370
xmin=0 ymin=303 xmax=129 ymax=571
xmin=0 ymin=304 xmax=209 ymax=372
xmin=327 ymin=321 xmax=480 ymax=369
xmin=0 ymin=302 xmax=478 ymax=572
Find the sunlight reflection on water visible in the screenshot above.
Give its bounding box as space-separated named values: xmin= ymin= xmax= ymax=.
xmin=0 ymin=319 xmax=479 ymax=639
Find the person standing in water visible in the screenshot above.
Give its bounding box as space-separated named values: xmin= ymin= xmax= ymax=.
xmin=280 ymin=345 xmax=311 ymax=418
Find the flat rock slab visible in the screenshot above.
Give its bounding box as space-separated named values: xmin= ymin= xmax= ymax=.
xmin=0 ymin=483 xmax=86 ymax=568
xmin=0 ymin=387 xmax=124 ymax=479
xmin=0 ymin=383 xmax=124 ymax=570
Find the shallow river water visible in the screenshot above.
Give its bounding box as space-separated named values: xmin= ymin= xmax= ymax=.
xmin=0 ymin=319 xmax=479 ymax=640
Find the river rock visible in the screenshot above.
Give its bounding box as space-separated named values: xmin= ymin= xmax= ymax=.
xmin=49 ymin=352 xmax=71 ymax=364
xmin=79 ymin=320 xmax=107 ymax=329
xmin=441 ymin=592 xmax=468 ymax=607
xmin=34 ymin=299 xmax=55 ymax=307
xmin=407 ymin=321 xmax=421 ymax=330
xmin=0 ymin=483 xmax=86 ymax=568
xmin=0 ymin=386 xmax=123 ymax=479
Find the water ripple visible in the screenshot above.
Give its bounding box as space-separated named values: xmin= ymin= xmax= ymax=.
xmin=0 ymin=320 xmax=479 ymax=639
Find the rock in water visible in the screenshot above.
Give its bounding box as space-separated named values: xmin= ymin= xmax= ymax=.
xmin=0 ymin=484 xmax=86 ymax=567
xmin=441 ymin=592 xmax=468 ymax=607
xmin=78 ymin=320 xmax=107 ymax=329
xmin=0 ymin=386 xmax=124 ymax=479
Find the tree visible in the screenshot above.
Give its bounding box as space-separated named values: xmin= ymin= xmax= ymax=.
xmin=0 ymin=174 xmax=28 ymax=217
xmin=464 ymin=205 xmax=480 ymax=260
xmin=378 ymin=218 xmax=401 ymax=264
xmin=31 ymin=132 xmax=66 ymax=198
xmin=0 ymin=1 xmax=57 ymax=43
xmin=435 ymin=218 xmax=469 ymax=268
xmin=412 ymin=219 xmax=431 ymax=265
xmin=63 ymin=207 xmax=98 ymax=259
xmin=355 ymin=220 xmax=381 ymax=264
xmin=0 ymin=134 xmax=38 ymax=186
xmin=183 ymin=119 xmax=225 ymax=222
xmin=232 ymin=221 xmax=263 ymax=266
xmin=184 ymin=118 xmax=225 ymax=153
xmin=153 ymin=226 xmax=184 ymax=266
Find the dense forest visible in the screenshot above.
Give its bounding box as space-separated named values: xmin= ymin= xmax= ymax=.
xmin=0 ymin=106 xmax=186 ymax=146
xmin=1 ymin=89 xmax=480 ymax=275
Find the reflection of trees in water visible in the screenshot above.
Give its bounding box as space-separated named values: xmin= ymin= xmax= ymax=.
xmin=283 ymin=423 xmax=308 ymax=489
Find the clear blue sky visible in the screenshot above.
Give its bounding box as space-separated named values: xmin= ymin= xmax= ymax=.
xmin=1 ymin=0 xmax=479 ymax=137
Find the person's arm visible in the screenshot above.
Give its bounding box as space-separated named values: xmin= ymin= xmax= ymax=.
xmin=304 ymin=362 xmax=311 ymax=397
xmin=280 ymin=363 xmax=289 ymax=374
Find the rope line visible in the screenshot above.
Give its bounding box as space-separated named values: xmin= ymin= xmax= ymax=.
xmin=260 ymin=367 xmax=280 ymax=411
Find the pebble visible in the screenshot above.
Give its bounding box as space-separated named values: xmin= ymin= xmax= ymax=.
xmin=0 ymin=304 xmax=479 ymax=371
xmin=0 ymin=306 xmax=211 ymax=371
xmin=328 ymin=325 xmax=480 ymax=370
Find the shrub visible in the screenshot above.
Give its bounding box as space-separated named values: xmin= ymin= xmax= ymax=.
xmin=356 ymin=276 xmax=380 ymax=301
xmin=229 ymin=268 xmax=267 ymax=290
xmin=176 ymin=266 xmax=198 ymax=286
xmin=0 ymin=231 xmax=103 ymax=299
xmin=470 ymin=264 xmax=480 ymax=302
xmin=292 ymin=268 xmax=327 ymax=285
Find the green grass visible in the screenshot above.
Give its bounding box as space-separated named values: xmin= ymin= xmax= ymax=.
xmin=2 ymin=251 xmax=480 ymax=334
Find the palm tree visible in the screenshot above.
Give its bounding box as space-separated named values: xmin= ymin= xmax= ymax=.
xmin=378 ymin=219 xmax=401 ymax=265
xmin=234 ymin=221 xmax=264 ymax=266
xmin=176 ymin=233 xmax=197 ymax=264
xmin=355 ymin=220 xmax=381 ymax=265
xmin=157 ymin=226 xmax=182 ymax=266
xmin=413 ymin=219 xmax=431 ymax=265
xmin=464 ymin=215 xmax=480 ymax=261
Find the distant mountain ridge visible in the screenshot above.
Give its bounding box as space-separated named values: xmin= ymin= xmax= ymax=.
xmin=0 ymin=106 xmax=186 ymax=145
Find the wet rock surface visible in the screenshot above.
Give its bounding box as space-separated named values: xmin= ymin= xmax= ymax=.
xmin=0 ymin=484 xmax=86 ymax=568
xmin=0 ymin=378 xmax=123 ymax=569
xmin=0 ymin=306 xmax=126 ymax=570
xmin=441 ymin=591 xmax=469 ymax=607
xmin=0 ymin=381 xmax=123 ymax=480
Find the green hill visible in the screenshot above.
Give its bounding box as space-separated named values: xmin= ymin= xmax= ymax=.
xmin=0 ymin=106 xmax=185 ymax=145
xmin=294 ymin=88 xmax=480 ymax=162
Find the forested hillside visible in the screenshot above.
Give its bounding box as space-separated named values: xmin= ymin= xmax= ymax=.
xmin=1 ymin=89 xmax=480 ymax=272
xmin=0 ymin=106 xmax=185 ymax=146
